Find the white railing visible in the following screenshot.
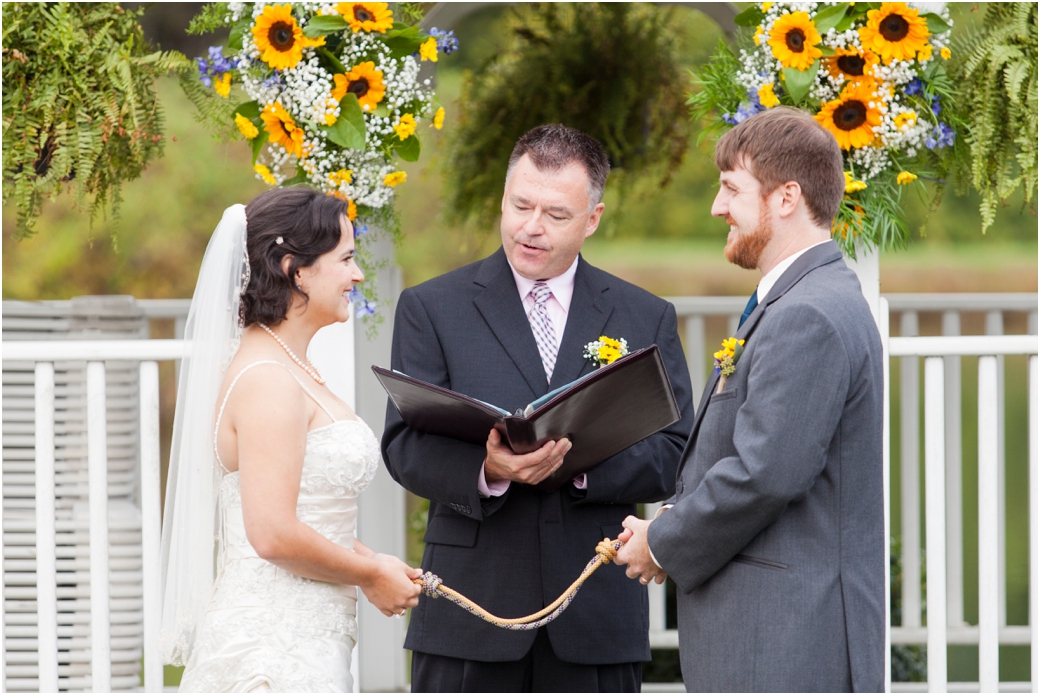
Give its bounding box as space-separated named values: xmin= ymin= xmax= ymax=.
xmin=4 ymin=293 xmax=1037 ymax=692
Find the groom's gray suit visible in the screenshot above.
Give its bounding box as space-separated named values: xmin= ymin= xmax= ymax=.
xmin=647 ymin=241 xmax=885 ymax=692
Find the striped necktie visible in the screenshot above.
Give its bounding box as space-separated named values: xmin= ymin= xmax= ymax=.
xmin=528 ymin=282 xmax=558 ymax=382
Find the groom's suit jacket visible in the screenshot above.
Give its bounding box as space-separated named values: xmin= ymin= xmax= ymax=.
xmin=382 ymin=248 xmax=694 ymax=664
xmin=647 ymin=241 xmax=885 ymax=692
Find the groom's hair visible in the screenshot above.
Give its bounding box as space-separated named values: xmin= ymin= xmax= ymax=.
xmin=241 ymin=187 xmax=348 ymax=327
xmin=715 ymin=106 xmax=844 ymax=228
xmin=506 ymin=124 xmax=610 ymax=208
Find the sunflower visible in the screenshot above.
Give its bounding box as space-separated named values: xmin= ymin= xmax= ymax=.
xmin=814 ymin=81 xmax=883 ymax=150
xmin=261 ymin=102 xmax=306 ymax=159
xmin=767 ymin=11 xmax=823 ymax=71
xmin=332 ymin=62 xmax=386 ymax=112
xmin=824 ymin=46 xmax=879 ymax=82
xmin=859 ymin=3 xmax=931 ymax=64
xmin=336 ymin=2 xmax=394 ymax=33
xmin=252 ymin=4 xmax=324 ymax=71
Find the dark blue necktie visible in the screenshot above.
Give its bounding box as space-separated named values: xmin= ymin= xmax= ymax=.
xmin=738 ymin=289 xmax=759 ymax=328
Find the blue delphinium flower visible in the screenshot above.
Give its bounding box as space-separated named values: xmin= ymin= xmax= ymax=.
xmin=722 ymin=89 xmax=765 ymax=125
xmin=197 ymin=46 xmax=237 ymax=87
xmin=905 ymin=79 xmax=924 ymax=96
xmin=353 ymin=224 xmax=370 ymax=238
xmin=261 ymin=72 xmax=284 ymax=90
xmin=930 ymin=95 xmax=942 ymax=116
xmin=349 ymin=288 xmax=377 ymax=317
xmin=427 ymin=27 xmax=460 ymax=55
xmin=925 ymin=123 xmax=955 ymax=150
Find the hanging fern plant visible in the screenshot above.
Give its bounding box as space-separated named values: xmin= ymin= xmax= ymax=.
xmin=444 ymin=3 xmax=692 ymax=229
xmin=949 ymin=2 xmax=1037 ymax=232
xmin=2 ymin=3 xmax=200 ymax=238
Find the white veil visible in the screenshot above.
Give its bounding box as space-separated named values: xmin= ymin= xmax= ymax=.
xmin=159 ymin=204 xmax=249 ymax=665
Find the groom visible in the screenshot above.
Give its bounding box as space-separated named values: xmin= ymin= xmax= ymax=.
xmin=382 ymin=124 xmax=694 ymax=691
xmin=615 ymin=107 xmax=885 ymax=691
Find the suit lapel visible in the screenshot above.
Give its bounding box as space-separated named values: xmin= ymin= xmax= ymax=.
xmin=675 ymin=240 xmax=845 ymax=479
xmin=549 ymin=258 xmax=613 ymax=390
xmin=473 ymin=249 xmax=549 ymax=398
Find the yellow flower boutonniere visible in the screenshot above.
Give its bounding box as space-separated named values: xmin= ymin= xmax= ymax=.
xmin=583 ymin=335 xmax=629 ymax=367
xmin=714 ymin=337 xmax=745 ymax=393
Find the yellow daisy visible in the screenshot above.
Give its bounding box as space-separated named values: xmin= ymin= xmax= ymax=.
xmin=419 ymin=36 xmax=438 ymax=62
xmin=214 ymin=72 xmax=231 ymax=98
xmin=758 ymin=82 xmax=780 ymax=108
xmin=824 ymin=46 xmax=880 ymax=82
xmin=754 ymin=26 xmax=765 ymax=46
xmin=235 ymin=113 xmax=259 ymax=139
xmin=940 ymin=46 xmax=951 ymax=60
xmin=761 ymin=2 xmax=773 ymax=11
xmin=918 ymin=43 xmax=933 ymax=61
xmin=432 ymin=107 xmax=445 ymax=130
xmin=332 ymin=62 xmax=386 ymax=112
xmin=252 ymin=4 xmax=324 ymax=71
xmin=859 ymin=2 xmax=931 ymax=64
xmin=384 ymin=171 xmax=407 ymax=187
xmin=768 ymin=11 xmax=823 ymax=71
xmin=814 ymin=80 xmax=883 ymax=150
xmin=844 ymin=171 xmax=867 ymax=193
xmin=336 ymin=2 xmax=394 ymax=33
xmin=896 ymin=171 xmax=918 ymax=185
xmin=254 ymin=164 xmax=277 ymax=185
xmin=347 ymin=199 xmax=358 ymax=221
xmin=394 ymin=114 xmax=416 ymax=140
xmin=893 ymin=111 xmax=917 ymax=129
xmin=261 ymin=102 xmax=306 ymax=159
xmin=329 ymin=169 xmax=353 ymax=187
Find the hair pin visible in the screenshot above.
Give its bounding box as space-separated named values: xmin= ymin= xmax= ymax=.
xmin=275 ymin=236 xmax=284 ymax=245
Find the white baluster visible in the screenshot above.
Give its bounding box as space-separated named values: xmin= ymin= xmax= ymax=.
xmin=924 ymin=356 xmax=947 ymax=693
xmin=901 ymin=311 xmax=922 ymax=629
xmin=86 ymin=362 xmax=111 ymax=692
xmin=880 ymin=298 xmax=892 ymax=694
xmin=685 ymin=315 xmax=706 ymax=403
xmin=942 ymin=311 xmax=964 ymax=628
xmin=1029 ymin=354 xmax=1037 ymax=692
xmin=34 ymin=363 xmax=58 ymax=693
xmin=977 ymin=356 xmax=1000 ymax=692
xmin=985 ymin=310 xmax=1007 ymax=627
xmin=139 ymin=362 xmax=162 ymax=692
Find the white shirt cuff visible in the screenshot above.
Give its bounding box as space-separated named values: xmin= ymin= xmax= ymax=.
xmin=572 ymin=473 xmax=587 ymax=490
xmin=647 ymin=505 xmax=672 ymax=570
xmin=648 ymin=544 xmax=664 ymax=570
xmin=477 ymin=462 xmax=510 ymax=498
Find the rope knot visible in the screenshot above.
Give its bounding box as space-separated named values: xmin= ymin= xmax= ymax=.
xmin=595 ymin=537 xmax=622 ymax=562
xmin=420 ymin=571 xmax=442 ymax=597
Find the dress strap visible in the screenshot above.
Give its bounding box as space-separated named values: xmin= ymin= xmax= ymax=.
xmin=213 ymin=360 xmax=340 ymax=474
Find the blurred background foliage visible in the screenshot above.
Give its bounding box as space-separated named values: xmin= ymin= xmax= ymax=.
xmin=3 ymin=3 xmax=1035 ymax=302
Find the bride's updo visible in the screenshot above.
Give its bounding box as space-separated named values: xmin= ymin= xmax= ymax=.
xmin=241 ymin=187 xmax=349 ymax=327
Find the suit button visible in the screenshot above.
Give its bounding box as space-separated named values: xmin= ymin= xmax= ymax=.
xmin=676 ymin=480 xmax=684 ymax=494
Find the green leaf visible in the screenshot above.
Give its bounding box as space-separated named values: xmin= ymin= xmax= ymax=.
xmin=303 ymin=15 xmax=348 ymax=38
xmin=813 ymin=3 xmax=848 ymax=33
xmin=782 ymin=60 xmax=820 ymax=104
xmin=227 ymin=16 xmax=251 ymax=51
xmin=733 ymin=6 xmax=765 ymax=28
xmin=316 ymin=47 xmax=347 ymax=76
xmin=922 ymin=13 xmax=951 ymax=34
xmin=818 ymin=45 xmax=836 ymax=57
xmin=393 ymin=134 xmax=420 ymax=162
xmin=383 ymin=26 xmax=426 ymax=60
xmin=250 ymin=130 xmax=269 ymax=165
xmin=234 ymin=100 xmax=261 ymax=120
xmin=281 ymin=166 xmax=308 ymax=187
xmin=320 ymin=93 xmax=366 ymax=149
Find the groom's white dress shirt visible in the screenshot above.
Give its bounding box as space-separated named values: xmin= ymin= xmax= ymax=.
xmin=477 ymin=255 xmax=582 ymax=498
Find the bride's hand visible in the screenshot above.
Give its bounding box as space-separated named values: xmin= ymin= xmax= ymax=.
xmin=361 ymin=554 xmax=422 ymax=617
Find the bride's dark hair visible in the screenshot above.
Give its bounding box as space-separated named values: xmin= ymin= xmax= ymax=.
xmin=241 ymin=187 xmax=349 ymax=327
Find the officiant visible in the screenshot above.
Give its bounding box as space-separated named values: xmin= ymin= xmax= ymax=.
xmin=381 ymin=124 xmax=694 ymax=692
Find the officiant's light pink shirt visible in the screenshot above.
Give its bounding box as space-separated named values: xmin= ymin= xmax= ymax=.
xmin=477 ymin=255 xmax=584 ymax=497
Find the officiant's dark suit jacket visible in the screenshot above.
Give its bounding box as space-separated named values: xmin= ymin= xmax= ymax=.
xmin=647 ymin=241 xmax=885 ymax=692
xmin=382 ymin=248 xmax=694 ymax=664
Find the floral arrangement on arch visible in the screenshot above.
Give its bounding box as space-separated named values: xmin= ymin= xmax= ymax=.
xmin=189 ymin=2 xmax=458 ymax=316
xmin=690 ymin=2 xmax=962 ymax=255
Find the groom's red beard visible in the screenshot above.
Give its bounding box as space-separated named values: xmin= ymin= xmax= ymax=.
xmin=724 ymin=207 xmax=773 ymax=270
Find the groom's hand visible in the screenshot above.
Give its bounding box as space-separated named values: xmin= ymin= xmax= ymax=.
xmin=614 ymin=516 xmax=667 ymax=585
xmin=484 ymin=428 xmax=570 ymax=485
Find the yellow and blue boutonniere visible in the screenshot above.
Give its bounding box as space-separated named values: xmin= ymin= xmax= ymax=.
xmin=583 ymin=335 xmax=629 ymax=367
xmin=714 ymin=337 xmax=744 ymax=393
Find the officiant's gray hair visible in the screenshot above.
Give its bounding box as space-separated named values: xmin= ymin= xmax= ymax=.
xmin=506 ymin=124 xmax=610 ymax=209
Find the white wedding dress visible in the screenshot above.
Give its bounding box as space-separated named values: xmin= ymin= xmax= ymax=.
xmin=178 ymin=361 xmax=379 ymax=693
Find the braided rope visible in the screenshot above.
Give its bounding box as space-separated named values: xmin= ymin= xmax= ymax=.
xmin=412 ymin=538 xmax=624 ymax=630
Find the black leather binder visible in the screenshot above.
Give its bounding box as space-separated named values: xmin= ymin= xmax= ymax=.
xmin=373 ymin=345 xmax=680 ymax=491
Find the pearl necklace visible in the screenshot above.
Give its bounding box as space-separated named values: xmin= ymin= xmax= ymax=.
xmin=258 ymin=323 xmax=326 ymax=385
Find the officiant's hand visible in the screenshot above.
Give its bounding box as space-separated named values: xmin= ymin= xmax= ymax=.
xmin=361 ymin=554 xmax=422 ymax=617
xmin=484 ymin=428 xmax=570 ymax=485
xmin=614 ymin=516 xmax=667 ymax=585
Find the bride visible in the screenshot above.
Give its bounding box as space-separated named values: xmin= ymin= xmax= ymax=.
xmin=160 ymin=187 xmax=421 ymax=692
